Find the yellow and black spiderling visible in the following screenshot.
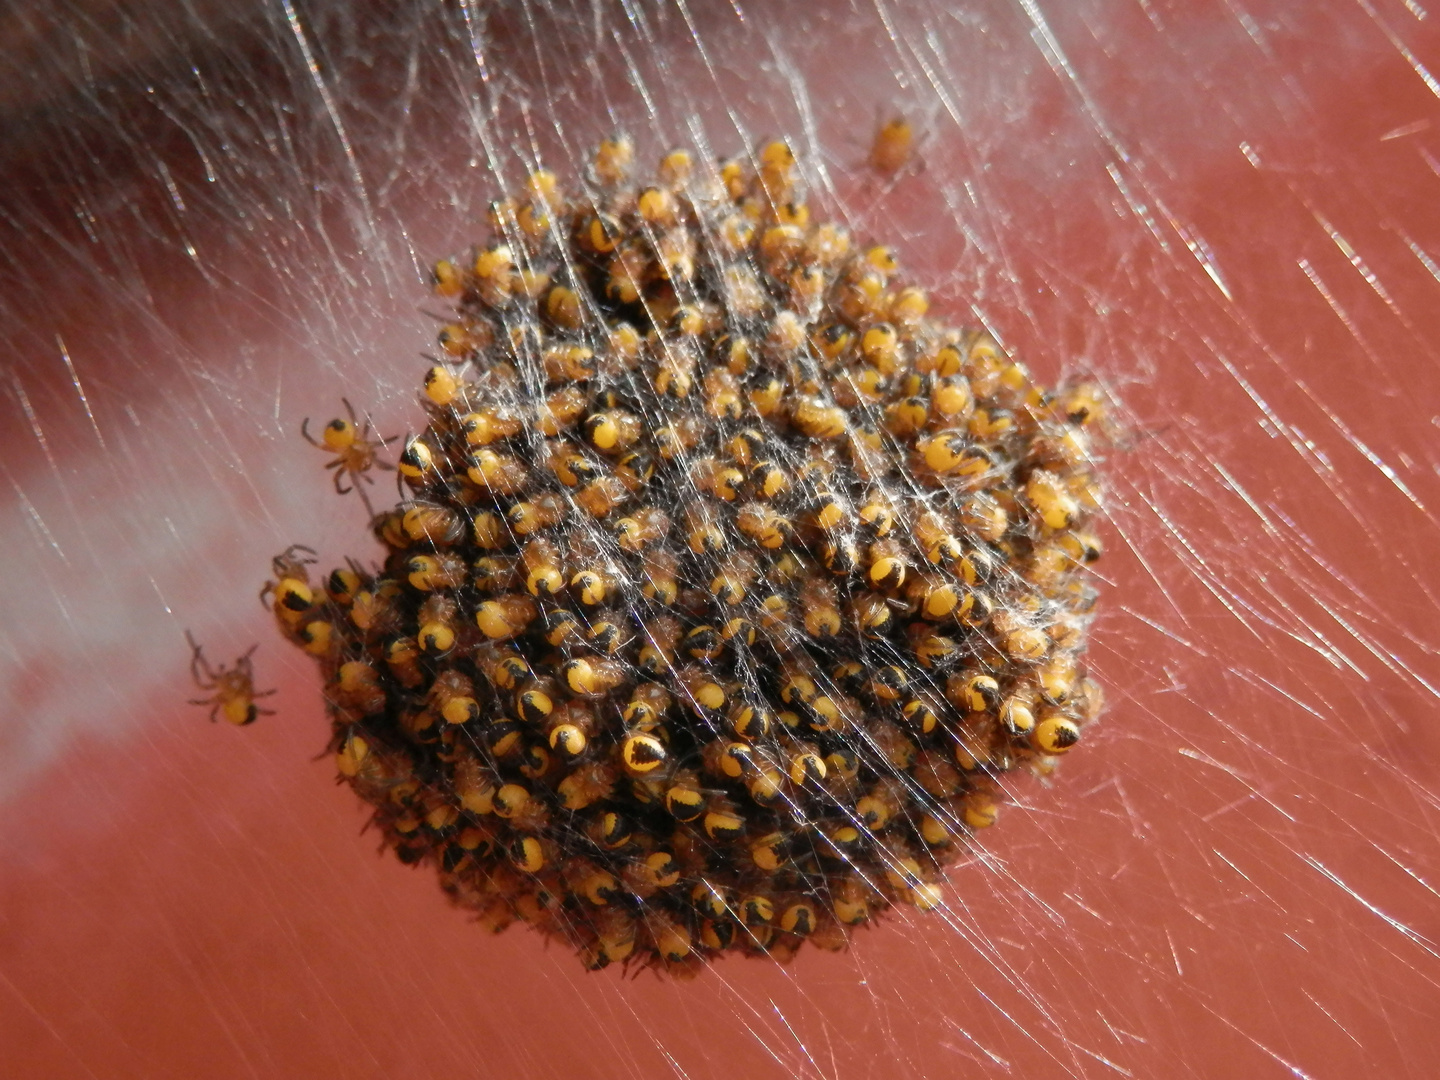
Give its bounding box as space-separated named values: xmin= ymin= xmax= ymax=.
xmin=262 ymin=137 xmax=1107 ymax=976
xmin=187 ymin=631 xmax=275 ymax=726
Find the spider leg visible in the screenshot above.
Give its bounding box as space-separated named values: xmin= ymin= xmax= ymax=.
xmin=301 ymin=416 xmax=324 ymax=449
xmin=341 ymin=397 xmax=359 ymax=425
xmin=278 ymin=544 xmax=318 ymax=568
xmin=355 ymin=482 xmax=377 ymax=520
xmin=334 ymin=472 xmax=353 ymax=496
xmin=185 ymin=631 xmax=217 ymax=686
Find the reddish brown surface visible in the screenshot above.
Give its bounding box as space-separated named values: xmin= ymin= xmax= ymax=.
xmin=3 ymin=2 xmax=1440 ymax=1077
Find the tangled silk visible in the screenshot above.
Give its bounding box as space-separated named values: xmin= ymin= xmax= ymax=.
xmin=262 ymin=138 xmax=1106 ymax=975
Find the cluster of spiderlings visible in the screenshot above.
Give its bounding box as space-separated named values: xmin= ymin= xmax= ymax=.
xmin=264 ymin=137 xmax=1106 ymax=975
